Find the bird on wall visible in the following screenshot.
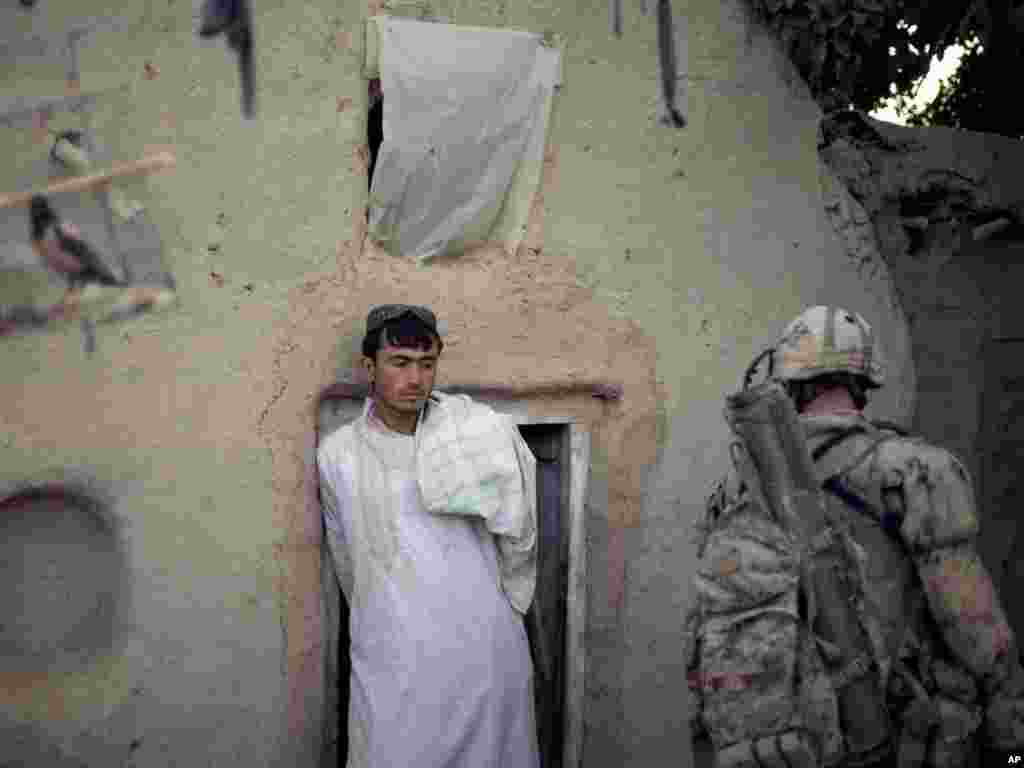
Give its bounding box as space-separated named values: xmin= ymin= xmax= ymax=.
xmin=28 ymin=196 xmax=126 ymax=356
xmin=198 ymin=0 xmax=257 ymax=118
xmin=29 ymin=196 xmax=122 ymax=290
xmin=48 ymin=130 xmax=145 ymax=221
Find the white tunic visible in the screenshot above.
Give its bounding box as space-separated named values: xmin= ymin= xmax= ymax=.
xmin=317 ymin=401 xmax=540 ymax=768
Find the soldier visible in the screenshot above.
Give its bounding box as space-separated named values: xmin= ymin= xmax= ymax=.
xmin=687 ymin=305 xmax=1024 ymax=768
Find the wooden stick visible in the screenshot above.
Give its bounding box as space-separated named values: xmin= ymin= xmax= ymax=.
xmin=0 ymin=151 xmax=176 ymax=209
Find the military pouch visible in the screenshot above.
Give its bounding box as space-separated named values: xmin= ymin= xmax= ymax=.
xmin=713 ymin=730 xmax=818 ymax=768
xmin=806 ymin=539 xmax=892 ymax=760
xmin=926 ymin=694 xmax=982 ymax=768
xmin=985 ymin=694 xmax=1024 ymax=752
xmin=929 ymin=657 xmax=978 ymax=706
xmin=693 ymin=504 xmax=838 ymax=765
xmin=896 ymin=697 xmax=937 ymax=768
xmin=697 ymin=604 xmax=801 ymax=747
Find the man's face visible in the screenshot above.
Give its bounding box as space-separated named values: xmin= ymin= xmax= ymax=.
xmin=364 ymin=337 xmax=440 ymax=414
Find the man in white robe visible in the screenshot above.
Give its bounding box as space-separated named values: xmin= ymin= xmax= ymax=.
xmin=317 ymin=304 xmax=540 ymax=768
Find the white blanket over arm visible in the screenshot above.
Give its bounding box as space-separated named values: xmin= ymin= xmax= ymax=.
xmin=415 ymin=392 xmax=538 ymax=614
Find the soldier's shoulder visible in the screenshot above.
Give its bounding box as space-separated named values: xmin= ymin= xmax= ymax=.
xmin=870 ymin=429 xmax=969 ymax=478
xmin=818 ymin=417 xmax=963 ymax=474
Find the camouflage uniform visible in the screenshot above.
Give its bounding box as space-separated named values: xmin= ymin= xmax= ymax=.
xmin=688 ymin=306 xmax=1024 ymax=767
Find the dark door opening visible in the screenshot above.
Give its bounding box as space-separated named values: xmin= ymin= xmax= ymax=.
xmin=367 ymin=78 xmax=382 ymax=193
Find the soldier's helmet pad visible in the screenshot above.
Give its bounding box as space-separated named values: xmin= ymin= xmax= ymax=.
xmin=774 ymin=305 xmax=884 ymax=388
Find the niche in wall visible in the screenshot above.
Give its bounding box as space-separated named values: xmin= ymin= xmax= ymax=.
xmin=316 ymin=398 xmax=590 ymax=768
xmin=0 ymin=480 xmax=128 ymax=675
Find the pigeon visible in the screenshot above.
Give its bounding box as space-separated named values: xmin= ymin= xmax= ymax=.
xmin=29 ymin=195 xmax=122 ymax=289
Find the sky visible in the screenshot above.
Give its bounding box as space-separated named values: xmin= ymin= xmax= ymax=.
xmin=869 ymin=44 xmax=966 ymax=125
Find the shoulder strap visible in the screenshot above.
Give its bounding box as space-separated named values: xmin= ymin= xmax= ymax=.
xmin=869 ymin=419 xmax=909 ymax=436
xmin=821 ymin=476 xmax=902 ymax=537
xmin=813 ymin=423 xmax=905 ymax=538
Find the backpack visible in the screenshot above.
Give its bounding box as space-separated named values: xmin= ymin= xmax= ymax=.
xmin=686 ymin=419 xmax=910 ymax=768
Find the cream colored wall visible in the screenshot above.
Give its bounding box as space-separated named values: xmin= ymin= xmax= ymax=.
xmin=0 ymin=0 xmax=915 ymax=766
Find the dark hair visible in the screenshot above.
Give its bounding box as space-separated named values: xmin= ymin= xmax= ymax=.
xmin=361 ymin=313 xmax=443 ymax=362
xmin=785 ymin=372 xmax=875 ymax=413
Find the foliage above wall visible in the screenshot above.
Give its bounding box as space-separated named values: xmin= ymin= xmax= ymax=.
xmin=745 ymin=0 xmax=892 ymax=112
xmin=745 ymin=0 xmax=1024 ymax=138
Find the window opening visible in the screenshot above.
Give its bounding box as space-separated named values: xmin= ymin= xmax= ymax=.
xmin=367 ymin=78 xmax=383 ymax=193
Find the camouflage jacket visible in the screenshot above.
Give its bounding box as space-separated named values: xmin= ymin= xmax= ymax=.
xmin=687 ymin=413 xmax=1024 ymax=759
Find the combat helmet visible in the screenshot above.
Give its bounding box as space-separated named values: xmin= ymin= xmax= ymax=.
xmin=774 ymin=305 xmax=884 ymax=388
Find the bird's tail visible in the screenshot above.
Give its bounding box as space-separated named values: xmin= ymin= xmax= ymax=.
xmin=29 ymin=195 xmax=56 ymax=241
